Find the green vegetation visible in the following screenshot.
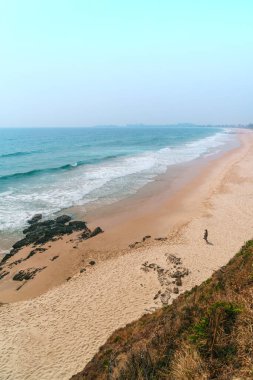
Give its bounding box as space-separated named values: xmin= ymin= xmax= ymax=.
xmin=71 ymin=240 xmax=253 ymax=380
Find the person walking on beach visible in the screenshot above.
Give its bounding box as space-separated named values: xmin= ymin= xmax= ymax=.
xmin=203 ymin=229 xmax=208 ymax=243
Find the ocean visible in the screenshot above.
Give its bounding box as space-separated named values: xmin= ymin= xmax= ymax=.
xmin=0 ymin=125 xmax=236 ymax=246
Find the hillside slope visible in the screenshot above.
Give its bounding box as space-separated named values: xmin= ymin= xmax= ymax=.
xmin=71 ymin=240 xmax=253 ymax=380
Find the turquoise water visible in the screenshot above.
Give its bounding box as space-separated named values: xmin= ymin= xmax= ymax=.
xmin=0 ymin=126 xmax=234 ymax=234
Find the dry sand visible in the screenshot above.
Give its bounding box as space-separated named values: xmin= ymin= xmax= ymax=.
xmin=0 ymin=128 xmax=253 ymax=380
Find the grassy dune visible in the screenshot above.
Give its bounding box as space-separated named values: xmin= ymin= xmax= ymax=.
xmin=71 ymin=240 xmax=253 ymax=380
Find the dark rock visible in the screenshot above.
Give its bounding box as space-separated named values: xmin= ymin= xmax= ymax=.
xmin=80 ymin=268 xmax=86 ymax=273
xmin=26 ymin=249 xmax=37 ymax=260
xmin=13 ymin=267 xmax=46 ymax=281
xmin=1 ymin=252 xmax=14 ymax=264
xmin=155 ymin=237 xmax=167 ymax=241
xmin=171 ymin=268 xmax=189 ymax=278
xmin=143 ymin=235 xmax=151 ymax=242
xmin=34 ymin=225 xmax=73 ymax=245
xmin=66 ymin=277 xmax=71 ymax=281
xmin=80 ymin=230 xmax=92 ymax=240
xmin=34 ymin=236 xmax=48 ymax=245
xmin=173 ymin=287 xmax=179 ymax=294
xmin=27 ymin=213 xmax=42 ymax=225
xmin=89 ymin=260 xmax=96 ymax=266
xmin=69 ymin=221 xmax=87 ymax=230
xmin=51 ymin=255 xmax=59 ymax=261
xmin=63 ymin=225 xmax=75 ymax=234
xmin=23 ymin=220 xmax=55 ymax=234
xmin=23 ymin=224 xmax=39 ymax=235
xmin=168 ymin=254 xmax=182 ymax=266
xmin=129 ymin=241 xmax=140 ymax=249
xmin=55 ymin=215 xmax=72 ymax=224
xmin=12 ymin=215 xmax=103 ymax=255
xmin=12 ymin=238 xmax=29 ymax=250
xmin=8 ymin=259 xmax=24 ymax=268
xmin=38 ymin=220 xmax=55 ymax=227
xmin=0 ymin=270 xmax=9 ymax=280
xmin=161 ymin=291 xmax=171 ymax=304
xmin=10 ymin=248 xmax=19 ymax=256
xmin=171 ymin=271 xmax=181 ymax=278
xmin=16 ymin=284 xmax=25 ymax=291
xmin=50 ymin=225 xmax=72 ymax=235
xmin=89 ymin=227 xmax=103 ymax=238
xmin=175 ymin=277 xmax=182 ymax=286
xmin=25 ymin=227 xmax=47 ymax=240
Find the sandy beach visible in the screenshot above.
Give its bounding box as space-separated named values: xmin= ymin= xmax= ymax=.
xmin=0 ymin=128 xmax=253 ymax=380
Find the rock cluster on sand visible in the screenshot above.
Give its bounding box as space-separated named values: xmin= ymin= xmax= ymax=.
xmin=141 ymin=253 xmax=190 ymax=306
xmin=12 ymin=267 xmax=46 ymax=281
xmin=1 ymin=214 xmax=103 ymax=264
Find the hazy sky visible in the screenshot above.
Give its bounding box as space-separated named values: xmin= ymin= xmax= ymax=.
xmin=0 ymin=1 xmax=252 ymax=127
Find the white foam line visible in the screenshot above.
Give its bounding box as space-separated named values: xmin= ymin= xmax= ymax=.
xmin=0 ymin=129 xmax=235 ymax=232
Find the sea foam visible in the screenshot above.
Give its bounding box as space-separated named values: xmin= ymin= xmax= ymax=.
xmin=0 ymin=127 xmax=236 ymax=232
xmin=0 ymin=128 xmax=235 ymax=232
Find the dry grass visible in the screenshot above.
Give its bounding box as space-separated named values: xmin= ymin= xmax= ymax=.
xmin=169 ymin=343 xmax=209 ymax=380
xmin=71 ymin=240 xmax=253 ymax=380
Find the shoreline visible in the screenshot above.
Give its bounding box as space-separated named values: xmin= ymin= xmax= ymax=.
xmin=0 ymin=130 xmax=240 ymax=302
xmin=0 ymin=128 xmax=238 ymax=254
xmin=0 ymin=130 xmax=243 ymax=303
xmin=0 ymin=128 xmax=253 ymax=379
xmin=71 ymin=129 xmax=239 ymax=248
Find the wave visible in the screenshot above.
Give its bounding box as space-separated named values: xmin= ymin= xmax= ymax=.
xmin=0 ymin=164 xmax=78 ymax=182
xmin=0 ymin=150 xmax=43 ymax=158
xmin=0 ymin=154 xmax=125 ymax=182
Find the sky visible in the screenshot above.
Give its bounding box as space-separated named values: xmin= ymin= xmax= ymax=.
xmin=0 ymin=0 xmax=252 ymax=127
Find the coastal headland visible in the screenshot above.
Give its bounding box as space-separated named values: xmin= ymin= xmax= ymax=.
xmin=0 ymin=128 xmax=253 ymax=380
